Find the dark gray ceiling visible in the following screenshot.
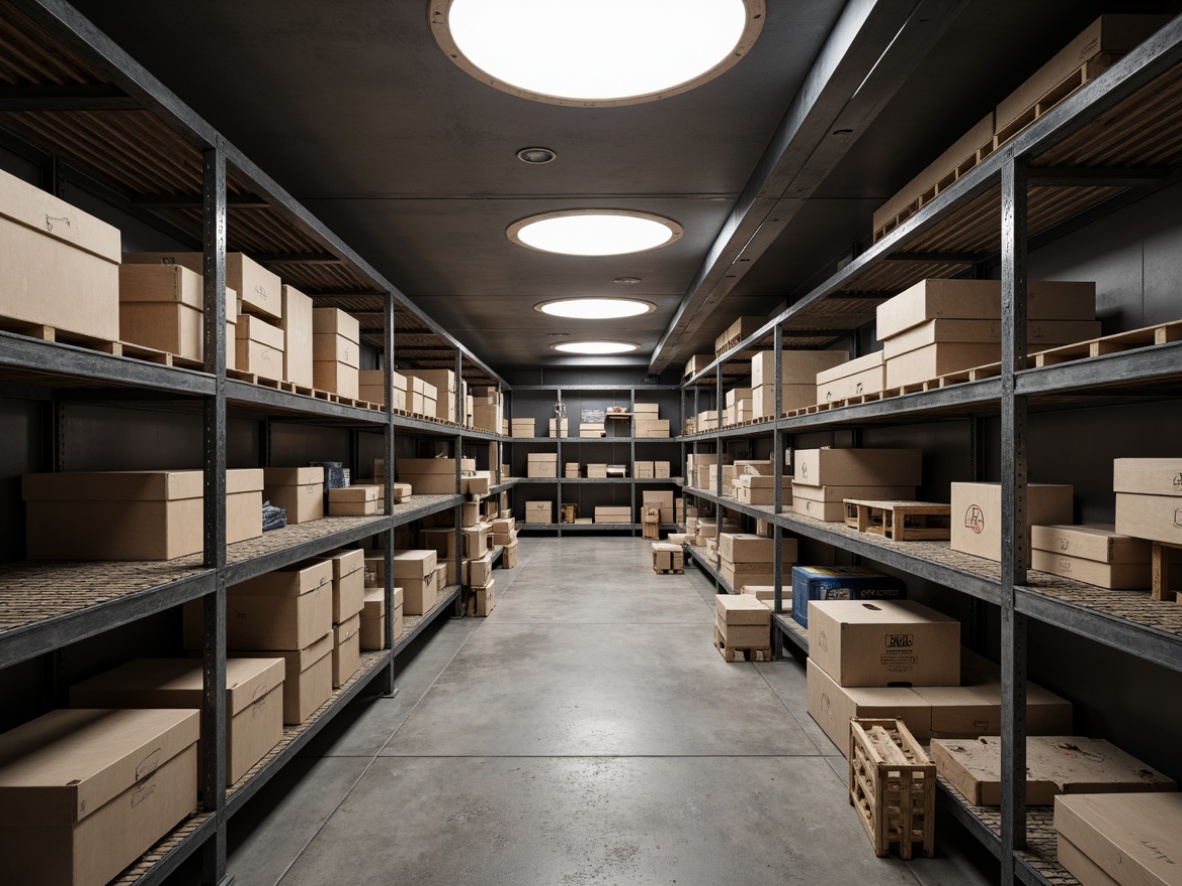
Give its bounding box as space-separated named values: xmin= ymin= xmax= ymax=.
xmin=68 ymin=0 xmax=1182 ymax=372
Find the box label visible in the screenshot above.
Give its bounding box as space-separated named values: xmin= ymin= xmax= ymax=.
xmin=964 ymin=504 xmax=985 ymax=534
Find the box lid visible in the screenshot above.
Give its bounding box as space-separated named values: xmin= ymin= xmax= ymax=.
xmin=810 ymin=599 xmax=957 ymax=626
xmin=312 ymin=307 xmax=360 ymax=342
xmin=716 ymin=594 xmax=771 ymax=625
xmin=263 ymin=466 xmax=324 ymax=486
xmin=0 ymin=707 xmax=199 ymax=826
xmin=362 ymin=587 xmax=385 ymax=618
xmin=69 ymin=657 xmax=284 ymax=718
xmin=233 ymin=559 xmax=333 ymax=597
xmin=0 ymin=167 xmax=121 ymax=263
xmin=329 ymin=485 xmax=379 ymax=503
xmin=235 ymin=632 xmax=332 ymax=674
xmin=335 ymin=613 xmax=361 ymax=642
xmin=236 ymin=314 xmax=285 ymax=349
xmin=393 ymin=549 xmax=438 ymax=577
xmin=320 ymin=547 xmax=365 ymax=579
xmin=815 ymin=350 xmax=884 ymax=383
xmin=22 ymin=468 xmax=263 ymax=500
xmin=1054 ymin=792 xmax=1182 ymax=885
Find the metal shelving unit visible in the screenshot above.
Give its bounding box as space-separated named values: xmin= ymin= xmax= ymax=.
xmin=0 ymin=3 xmax=515 ymax=885
xmin=673 ymin=14 xmax=1182 ymax=885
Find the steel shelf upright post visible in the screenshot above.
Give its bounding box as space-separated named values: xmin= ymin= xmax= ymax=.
xmin=772 ymin=324 xmax=785 ymax=657
xmin=380 ymin=290 xmax=397 ymax=697
xmin=453 ymin=350 xmax=464 ymax=617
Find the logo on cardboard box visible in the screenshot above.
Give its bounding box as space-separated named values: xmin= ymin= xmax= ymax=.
xmin=1175 ymin=508 xmax=1182 ymax=529
xmin=965 ymin=504 xmax=985 ymax=535
xmin=885 ymin=633 xmax=913 ymax=649
xmin=1174 ymin=472 xmax=1182 ymax=490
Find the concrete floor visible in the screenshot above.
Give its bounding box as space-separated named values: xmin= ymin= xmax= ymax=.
xmin=223 ymin=537 xmax=998 ymax=886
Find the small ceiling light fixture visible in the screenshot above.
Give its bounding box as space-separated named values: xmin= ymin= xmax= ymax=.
xmin=551 ymin=340 xmax=639 ymax=355
xmin=517 ymin=146 xmax=557 ymax=164
xmin=536 ymin=298 xmax=655 ymax=320
xmin=430 ymin=0 xmax=765 ymax=107
xmin=509 ymin=210 xmax=682 ymax=256
xmin=613 ymin=276 xmax=643 ymax=285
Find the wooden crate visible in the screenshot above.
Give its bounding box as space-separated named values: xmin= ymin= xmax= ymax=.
xmin=849 ymin=719 xmax=935 ymax=860
xmin=712 ymin=624 xmax=771 ymax=662
xmin=652 ymin=542 xmax=684 ymax=574
xmin=1154 ymin=541 xmax=1182 ymax=602
xmin=844 ymin=500 xmax=952 ymax=541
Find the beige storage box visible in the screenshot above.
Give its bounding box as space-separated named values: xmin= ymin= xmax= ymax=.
xmin=280 ymin=284 xmax=314 ymax=388
xmin=527 ymin=452 xmax=558 ymax=478
xmin=321 ymin=548 xmax=366 ymax=623
xmin=360 ymin=587 xmax=387 ymax=651
xmin=525 ymin=501 xmax=552 ymax=524
xmin=118 ymin=263 xmax=238 ymax=363
xmin=236 ymin=314 xmax=285 ymax=382
xmin=1114 ymin=457 xmax=1182 ymax=546
xmin=124 ymin=252 xmax=282 ymax=321
xmin=715 ymin=594 xmax=771 ymax=647
xmin=332 ymin=614 xmax=361 ymax=688
xmin=718 ymin=533 xmax=797 ymax=564
xmin=328 ymin=484 xmax=381 ymax=517
xmin=0 ymin=708 xmax=199 ymax=886
xmin=69 ymin=658 xmax=283 ymax=786
xmin=396 ymin=457 xmax=474 ymax=495
xmin=816 ymin=351 xmax=886 ymax=403
xmin=1054 ymin=792 xmax=1182 ymax=886
xmin=951 ymin=482 xmax=1074 ymax=562
xmin=751 ymin=349 xmax=849 ymax=388
xmin=358 ymin=369 xmax=407 ymax=409
xmin=263 ymin=466 xmax=325 ymax=524
xmin=794 ymin=449 xmax=922 ymax=488
xmin=23 ymin=469 xmax=263 ymax=560
xmin=237 ymin=633 xmax=333 ymax=726
xmin=0 ymin=167 xmax=121 ymax=342
xmin=394 ymin=550 xmax=439 ymax=615
xmin=312 ymin=307 xmax=361 ymax=398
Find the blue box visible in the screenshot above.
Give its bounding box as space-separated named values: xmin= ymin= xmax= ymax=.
xmin=791 ymin=566 xmax=906 ymax=629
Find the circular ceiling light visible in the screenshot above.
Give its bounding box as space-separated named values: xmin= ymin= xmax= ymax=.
xmin=517 ymin=146 xmax=557 ymax=164
xmin=613 ymin=276 xmax=643 ymax=285
xmin=508 ymin=210 xmax=682 ymax=256
xmin=535 ymin=298 xmax=655 ymax=320
xmin=551 ymin=340 xmax=639 ymax=355
xmin=430 ymin=0 xmax=765 ymax=107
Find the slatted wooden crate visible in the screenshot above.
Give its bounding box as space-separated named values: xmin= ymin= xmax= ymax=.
xmin=844 ymin=500 xmax=952 ymax=541
xmin=849 ymin=718 xmax=936 ymax=860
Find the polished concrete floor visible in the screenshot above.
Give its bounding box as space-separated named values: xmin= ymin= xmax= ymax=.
xmin=223 ymin=537 xmax=997 ymax=886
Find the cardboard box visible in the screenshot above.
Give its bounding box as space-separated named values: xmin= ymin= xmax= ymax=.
xmin=793 ymin=448 xmax=922 ymax=488
xmin=1054 ymin=792 xmax=1182 ymax=886
xmin=715 ymin=614 xmax=770 ymax=648
xmin=236 ymin=633 xmax=333 ymax=725
xmin=0 ymin=708 xmax=199 ymax=886
xmin=358 ymin=370 xmax=406 ymax=409
xmin=328 ymin=484 xmax=380 ymax=517
xmin=654 ymin=461 xmax=672 ymax=479
xmin=263 ymin=466 xmax=325 ymax=524
xmin=1115 ymin=493 xmax=1182 ymax=546
xmin=718 ymin=533 xmax=797 ymax=564
xmin=875 ymin=279 xmax=1097 ymax=340
xmin=807 ymin=600 xmax=960 ymax=687
xmin=683 ymin=353 xmax=714 ymax=378
xmin=634 ymin=418 xmax=671 ymax=438
xmin=236 ymin=314 xmax=286 ymax=382
xmin=1031 ymin=549 xmax=1151 ymax=589
xmin=886 ymin=342 xmax=1004 ymax=388
xmin=751 ymin=350 xmax=849 ymax=388
xmin=525 ymin=501 xmax=552 ymax=524
xmin=951 ymin=482 xmax=1075 ymax=562
xmin=790 ymin=566 xmax=906 ymax=628
xmin=732 ymin=474 xmax=794 ymax=506
xmin=118 ymin=264 xmax=238 ymax=362
xmin=321 ymin=548 xmax=365 ymax=622
xmin=715 ymin=316 xmax=763 ymax=354
xmin=332 ymin=614 xmax=361 ymax=688
xmin=996 ymin=15 xmax=1171 ymax=135
xmin=792 ymin=483 xmax=916 ymax=504
xmin=313 ymin=359 xmax=360 ymax=400
xmin=931 ymin=735 xmax=1174 ymax=806
xmin=815 ymin=351 xmax=885 ymax=403
xmin=1031 ymin=523 xmax=1151 ymax=564
xmin=24 ymin=469 xmax=263 ymax=560
xmin=753 ymin=383 xmax=817 ymax=417
xmin=124 ymin=252 xmax=284 ymax=319
xmin=312 ymin=308 xmax=360 ymax=398
xmin=360 ymin=587 xmax=387 ymax=650
xmin=881 ymin=318 xmax=1102 ymax=361
xmin=0 ymin=167 xmax=122 ymax=342
xmin=468 ymin=579 xmax=495 ymax=617
xmin=401 ymin=570 xmax=438 ymax=616
xmin=278 ymin=284 xmax=314 ymax=388
xmin=1114 ymin=457 xmax=1182 ymax=496
xmin=720 ymin=560 xmax=778 ymax=591
xmin=652 ymin=542 xmax=684 ymax=572
xmin=527 ymin=453 xmax=558 ymax=478
xmin=394 ymin=549 xmax=437 ymax=580
xmin=595 ymin=506 xmax=632 ymax=525
xmin=69 ymin=657 xmax=284 ymax=786
xmin=716 ymin=592 xmax=772 ymax=626
xmin=634 ymin=461 xmax=655 ymax=479
xmin=206 ymin=560 xmax=333 ymax=650
xmin=643 ymin=490 xmax=675 ymax=511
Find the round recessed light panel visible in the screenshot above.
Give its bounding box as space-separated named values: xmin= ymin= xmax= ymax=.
xmin=430 ymin=0 xmax=765 ymax=107
xmin=535 ymin=298 xmax=655 ymax=320
xmin=508 ymin=210 xmax=682 ymax=256
xmin=551 ymin=340 xmax=639 ymax=355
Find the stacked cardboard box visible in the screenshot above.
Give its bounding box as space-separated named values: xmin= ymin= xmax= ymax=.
xmin=360 ymin=586 xmax=401 ymax=650
xmin=23 ymin=469 xmax=264 ymax=560
xmin=403 ymin=376 xmax=438 ymax=416
xmin=525 ymin=501 xmax=552 ymax=524
xmin=699 ymin=463 xmax=735 ymax=495
xmin=752 ymin=350 xmax=849 ymax=416
xmin=815 ymin=351 xmax=885 ymax=405
xmin=510 ymin=417 xmax=536 ymax=438
xmin=185 ymin=559 xmax=333 ymax=726
xmin=492 ymin=517 xmax=517 ymax=546
xmin=0 ymin=708 xmax=200 ymax=886
xmin=806 ymin=602 xmax=1073 ymax=752
xmin=724 ymin=387 xmax=753 ymax=426
xmin=406 ymin=370 xmax=457 ymax=422
xmin=652 ymin=542 xmax=684 ymax=573
xmin=263 ymin=466 xmax=324 ymax=524
xmin=684 ymin=354 xmax=713 ymax=378
xmin=394 ymin=550 xmax=438 ymax=616
xmin=715 ymin=316 xmax=763 ymax=354
xmin=580 ymin=422 xmax=605 ymax=438
xmin=564 ymin=461 xmax=580 ymax=478
xmin=312 ymin=308 xmax=360 ymax=398
xmin=1031 ymin=523 xmax=1154 ymax=589
xmin=587 ymin=463 xmax=608 ymax=479
xmin=655 ymin=461 xmax=672 ymax=479
xmin=635 ymin=460 xmax=655 ymax=479
xmin=715 ymin=594 xmax=770 ymax=655
xmin=696 ymin=410 xmax=718 ymax=432
xmin=321 ymin=549 xmax=364 ymax=687
xmin=595 ymin=506 xmax=632 ymax=525
xmin=396 ymin=457 xmax=474 ymax=495
xmin=1055 ymin=792 xmax=1182 ymax=886
xmin=791 ymin=566 xmax=905 ymax=629
xmin=118 ymin=261 xmax=238 ymax=366
xmin=527 ymin=452 xmax=558 ymax=478
xmin=643 ymin=490 xmax=675 ymax=525
xmin=279 ymin=284 xmax=313 ymax=388
xmin=465 ymin=577 xmax=496 ymax=616
xmin=950 ymin=482 xmax=1074 ymax=563
xmin=358 ymin=369 xmax=408 ymax=409
xmin=634 ymin=404 xmax=670 ymax=437
xmin=549 ymin=417 xmax=570 ymax=437
xmin=69 ymin=657 xmax=284 ymax=784
xmin=876 ymin=280 xmax=1098 ymax=389
xmin=327 ymin=484 xmax=382 ymax=516
xmin=471 ymin=387 xmax=504 ymax=434
xmin=791 ymin=448 xmax=922 ymax=522
xmin=1115 ymin=457 xmax=1182 ymax=549
xmin=718 ymin=533 xmax=797 ymax=590
xmin=694 ymin=516 xmax=741 ymax=547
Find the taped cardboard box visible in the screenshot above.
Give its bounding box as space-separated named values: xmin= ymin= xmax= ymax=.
xmin=815 ymin=351 xmax=886 ymax=403
xmin=69 ymin=657 xmax=284 ymax=786
xmin=118 ymin=263 xmax=238 ymax=363
xmin=951 ymin=482 xmax=1074 ymax=562
xmin=526 ymin=501 xmax=552 ymax=524
xmin=0 ymin=166 xmax=121 ymax=342
xmin=263 ymin=466 xmax=325 ymax=524
xmin=24 ymin=468 xmax=263 ymax=560
xmin=793 ymin=448 xmax=922 ymax=488
xmin=332 ymin=614 xmax=361 ymax=688
xmin=235 ymin=633 xmax=333 ymax=725
xmin=1053 ymin=792 xmax=1182 ymax=886
xmin=236 ymin=314 xmax=286 ymax=382
xmin=0 ymin=708 xmax=199 ymax=886
xmin=126 ymin=251 xmax=282 ymax=321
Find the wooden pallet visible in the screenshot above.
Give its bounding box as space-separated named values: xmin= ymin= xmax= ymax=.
xmin=844 ymin=499 xmax=952 ymax=541
xmin=849 ymin=719 xmax=935 ymax=860
xmin=713 ymin=625 xmax=771 ymax=662
xmin=1032 ymin=319 xmax=1182 ymax=368
xmin=0 ymin=318 xmax=206 ymax=369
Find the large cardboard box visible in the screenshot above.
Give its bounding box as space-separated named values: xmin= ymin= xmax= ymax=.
xmin=753 ymin=383 xmax=816 ymax=417
xmin=886 ymin=342 xmax=1003 ymax=388
xmin=1031 ymin=549 xmax=1152 ymax=589
xmin=360 ymin=587 xmax=388 ymax=651
xmin=312 ymin=308 xmax=361 ymax=399
xmin=595 ymin=506 xmax=632 ymax=525
xmin=815 ymin=351 xmax=885 ymax=403
xmin=263 ymin=466 xmax=325 ymax=524
xmin=280 ymin=284 xmax=314 ymax=389
xmin=718 ymin=533 xmax=797 ymax=564
xmin=951 ymin=482 xmax=1075 ymax=562
xmin=236 ymin=314 xmax=286 ymax=382
xmin=358 ymin=369 xmax=407 ymax=409
xmin=751 ymin=350 xmax=849 ymax=388
xmin=1114 ymin=458 xmax=1182 ymax=545
xmin=23 ymin=469 xmax=263 ymax=560
xmin=790 ymin=566 xmax=906 ymax=628
xmin=395 ymin=550 xmax=438 ymax=615
xmin=794 ymin=448 xmax=922 ymax=488
xmin=332 ymin=614 xmax=361 ymax=688
xmin=328 ymin=484 xmax=380 ymax=517
xmin=716 ymin=593 xmax=771 ymax=627
xmin=881 ymin=318 xmax=1101 ymax=361
xmin=321 ymin=548 xmax=365 ymax=623
xmin=0 ymin=708 xmax=199 ymax=886
xmin=185 ymin=559 xmax=332 ymax=650
xmin=118 ymin=263 xmax=238 ymax=362
xmin=792 ymin=483 xmax=916 ymax=504
xmin=720 ymin=560 xmax=777 ymax=591
xmin=1031 ymin=523 xmax=1151 ymax=564
xmin=876 ymin=279 xmax=1097 ymax=340
xmin=1054 ymin=792 xmax=1182 ymax=886
xmin=0 ymin=168 xmax=121 ymax=342
xmin=69 ymin=657 xmax=284 ymax=786
xmin=237 ymin=633 xmax=333 ymax=725
xmin=715 ymin=316 xmax=764 ymax=354
xmin=931 ymin=735 xmax=1174 ymax=806
xmin=733 ymin=474 xmax=794 ymax=506
xmin=525 ymin=501 xmax=552 ymax=524
xmin=807 ymin=600 xmax=960 ymax=687
xmin=396 ymin=457 xmax=474 ymax=495
xmin=125 ymin=252 xmax=282 ymax=321
xmin=527 ymin=452 xmax=558 ymax=478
